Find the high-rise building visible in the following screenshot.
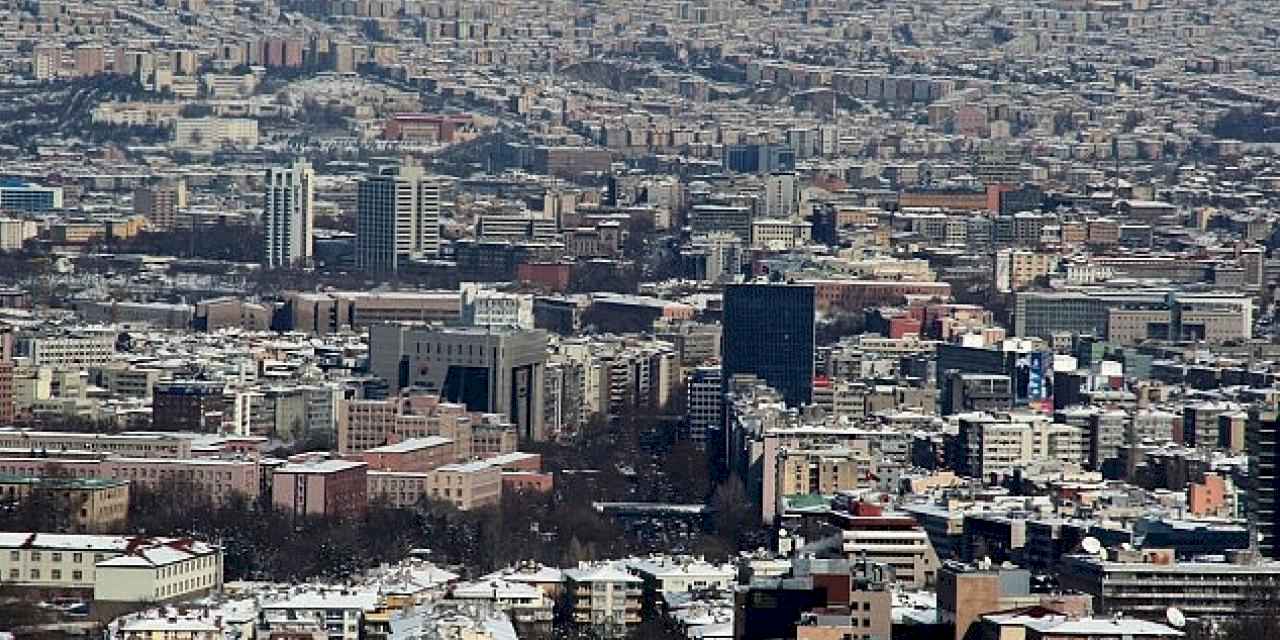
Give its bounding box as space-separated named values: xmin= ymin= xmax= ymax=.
xmin=722 ymin=283 xmax=815 ymax=408
xmin=764 ymin=172 xmax=797 ymax=218
xmin=263 ymin=160 xmax=315 ymax=268
xmin=133 ymin=181 xmax=187 ymax=230
xmin=368 ymin=324 xmax=549 ymax=442
xmin=1249 ymin=408 xmax=1280 ymax=558
xmin=355 ymin=164 xmax=443 ymax=274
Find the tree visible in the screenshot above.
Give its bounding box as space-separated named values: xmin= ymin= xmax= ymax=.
xmin=710 ymin=474 xmax=756 ymax=550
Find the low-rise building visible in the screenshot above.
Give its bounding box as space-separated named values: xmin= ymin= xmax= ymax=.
xmin=0 ymin=533 xmax=222 ymax=603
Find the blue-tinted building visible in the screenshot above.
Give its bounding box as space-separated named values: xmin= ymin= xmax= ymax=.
xmin=0 ymin=179 xmax=63 ymax=212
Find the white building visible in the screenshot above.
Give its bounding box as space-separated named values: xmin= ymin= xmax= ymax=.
xmin=0 ymin=533 xmax=223 ymax=603
xmin=750 ymin=218 xmax=812 ymax=251
xmin=563 ymin=563 xmax=643 ymax=636
xmin=0 ymin=218 xmax=38 ymax=251
xmin=172 ymin=118 xmax=259 ymax=149
xmin=261 ymin=590 xmax=379 ymax=640
xmin=22 ymin=329 xmax=118 ymax=368
xmin=263 ymin=160 xmax=316 ymax=269
xmin=624 ymin=556 xmax=736 ymax=594
xmin=461 ymin=284 xmax=535 ymax=329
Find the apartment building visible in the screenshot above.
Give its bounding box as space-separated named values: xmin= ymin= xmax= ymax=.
xmin=954 ymin=413 xmax=1089 ymax=481
xmin=563 ymin=563 xmax=643 ymax=636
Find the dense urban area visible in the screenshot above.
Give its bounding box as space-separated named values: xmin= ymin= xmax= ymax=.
xmin=1 ymin=0 xmax=1280 ymax=639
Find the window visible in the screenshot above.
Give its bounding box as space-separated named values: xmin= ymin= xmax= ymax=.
xmin=51 ymin=569 xmax=61 ymax=580
xmin=72 ymin=570 xmax=82 ymax=581
xmin=8 ymin=551 xmax=16 ymax=561
xmin=30 ymin=552 xmax=40 ymax=561
xmin=51 ymin=552 xmax=61 ymax=562
xmin=29 ymin=569 xmax=39 ymax=579
xmin=73 ymin=552 xmax=82 ymax=563
xmin=7 ymin=569 xmax=16 ymax=579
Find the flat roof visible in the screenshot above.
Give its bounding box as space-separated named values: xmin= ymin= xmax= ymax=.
xmin=365 ymin=436 xmax=454 ymax=453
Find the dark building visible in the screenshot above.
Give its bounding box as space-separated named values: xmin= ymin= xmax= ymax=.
xmin=722 ymin=284 xmax=815 ymax=408
xmin=723 ymin=144 xmax=795 ymax=174
xmin=1249 ymin=408 xmax=1280 ymax=558
xmin=996 ymin=185 xmax=1044 ymax=215
xmin=733 ymin=577 xmax=827 ymax=640
xmin=151 ymin=381 xmax=226 ymax=432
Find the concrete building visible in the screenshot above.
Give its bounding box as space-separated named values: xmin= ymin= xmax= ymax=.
xmin=20 ymin=329 xmax=117 ymax=369
xmin=264 ymin=160 xmax=316 ymax=269
xmin=0 ymin=476 xmax=129 ymax=533
xmin=284 ymin=291 xmax=461 ymax=334
xmin=355 ymin=164 xmax=444 ymax=274
xmin=369 ymin=325 xmax=548 ymax=442
xmin=172 ymin=118 xmax=259 ymax=148
xmin=1059 ymin=550 xmax=1280 ymax=620
xmin=461 ymin=284 xmax=534 ymax=329
xmin=133 ymin=180 xmax=187 ymax=230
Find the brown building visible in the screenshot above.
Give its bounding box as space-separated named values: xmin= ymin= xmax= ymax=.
xmin=151 ymin=381 xmax=226 ymax=432
xmin=806 ymin=279 xmax=952 ymax=314
xmin=0 ymin=476 xmax=129 ymax=533
xmin=193 ymin=297 xmax=273 ymax=332
xmin=898 ymin=188 xmax=991 ymax=212
xmin=939 ymin=562 xmax=1092 ymax=640
xmin=283 ymin=291 xmax=460 ymax=334
xmin=133 ymin=181 xmax=187 ymax=230
xmin=532 ymin=146 xmax=612 ymax=178
xmin=360 ymin=436 xmax=456 ymax=472
xmin=517 ymin=262 xmax=573 ymax=292
xmin=271 ymin=458 xmax=367 ymax=519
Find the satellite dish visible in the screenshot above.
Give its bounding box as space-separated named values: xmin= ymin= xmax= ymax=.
xmin=1166 ymin=607 xmax=1186 ymax=628
xmin=1082 ymin=537 xmax=1102 ymax=555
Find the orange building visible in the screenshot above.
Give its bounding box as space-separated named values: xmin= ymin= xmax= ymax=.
xmin=1188 ymin=473 xmax=1229 ymax=517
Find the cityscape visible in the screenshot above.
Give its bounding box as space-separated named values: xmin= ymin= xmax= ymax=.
xmin=0 ymin=0 xmax=1279 ymax=639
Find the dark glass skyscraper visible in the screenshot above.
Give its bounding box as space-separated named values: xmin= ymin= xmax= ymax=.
xmin=722 ymin=283 xmax=815 ymax=408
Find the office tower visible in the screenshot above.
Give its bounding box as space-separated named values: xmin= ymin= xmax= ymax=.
xmin=1249 ymin=408 xmax=1280 ymax=558
xmin=368 ymin=324 xmax=548 ymax=442
xmin=722 ymin=283 xmax=815 ymax=408
xmin=355 ymin=163 xmax=443 ymax=274
xmin=263 ymin=160 xmax=315 ymax=268
xmin=764 ymin=172 xmax=797 ymax=218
